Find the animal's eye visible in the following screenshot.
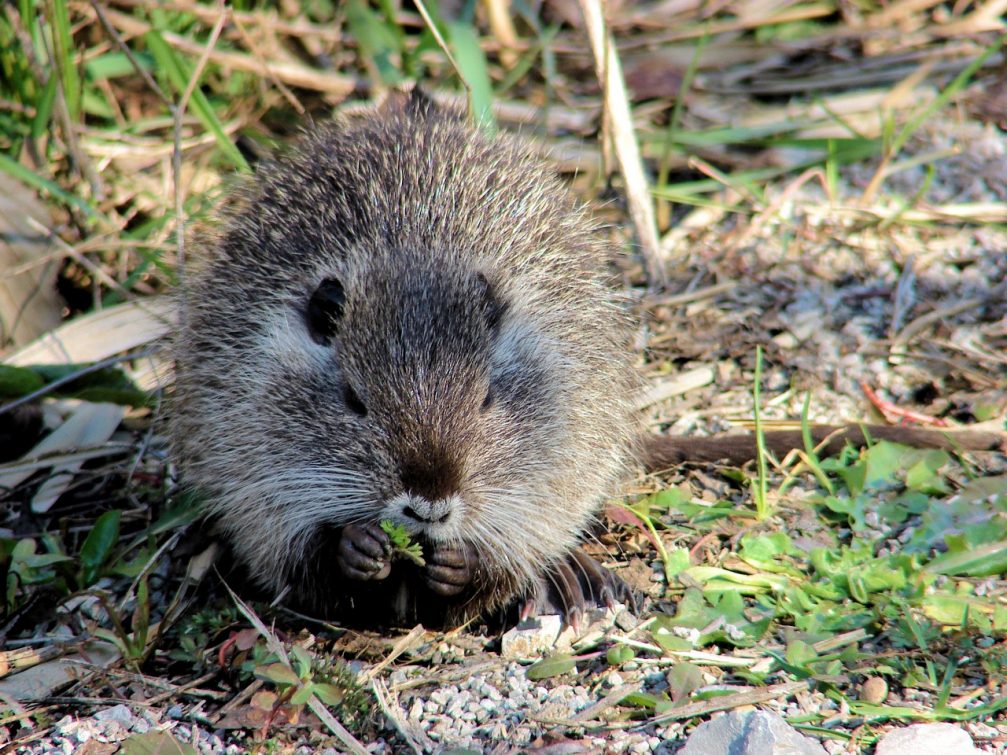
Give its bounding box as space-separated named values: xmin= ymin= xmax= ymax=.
xmin=344 ymin=384 xmax=367 ymax=417
xmin=306 ymin=277 xmax=345 ymax=344
xmin=481 ymin=386 xmax=494 ymax=412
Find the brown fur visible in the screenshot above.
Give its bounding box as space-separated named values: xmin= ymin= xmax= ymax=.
xmin=171 ymin=93 xmax=639 ymax=626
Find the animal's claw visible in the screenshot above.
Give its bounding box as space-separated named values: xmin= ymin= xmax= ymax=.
xmin=520 ymin=547 xmax=637 ymax=627
xmin=337 ymin=523 xmax=392 ymax=581
xmin=424 ymin=542 xmax=477 ymax=596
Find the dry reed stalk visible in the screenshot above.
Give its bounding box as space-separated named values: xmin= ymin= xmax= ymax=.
xmin=578 ymin=0 xmax=665 ymax=284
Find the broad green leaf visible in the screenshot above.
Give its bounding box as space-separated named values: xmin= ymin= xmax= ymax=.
xmin=905 ymin=450 xmax=951 ymax=494
xmin=995 ymin=605 xmax=1007 ymax=631
xmin=150 ymin=501 xmax=203 ymax=534
xmin=664 ymin=547 xmax=692 ymax=578
xmin=526 ymin=653 xmax=576 ymax=680
xmin=86 ymin=51 xmax=152 ymax=80
xmin=312 ymin=683 xmax=346 ymax=706
xmin=738 ymin=533 xmax=802 ymax=574
xmin=79 ymin=510 xmax=121 ymax=586
xmin=661 ymin=588 xmax=715 ymax=630
xmin=121 ymin=731 xmax=198 ymax=755
xmin=256 ymin=662 xmax=300 ymax=686
xmin=607 ymin=645 xmax=635 ymax=665
xmin=685 ymin=565 xmax=789 ymax=594
xmin=667 ymin=662 xmax=704 ymax=701
xmin=652 ymin=626 xmax=693 ymax=653
xmin=921 ymin=594 xmax=993 ymax=626
xmin=926 ymin=540 xmax=1007 ymax=578
xmin=290 ymin=683 xmax=314 ymax=706
xmin=290 ymin=644 xmax=312 ymax=679
xmin=0 ymin=365 xmax=45 ymax=397
xmin=785 ymin=639 xmax=817 ymax=668
xmin=860 ymin=441 xmax=906 ymax=491
xmin=620 ymin=691 xmax=666 ymax=709
xmin=650 ymin=487 xmax=689 ymax=510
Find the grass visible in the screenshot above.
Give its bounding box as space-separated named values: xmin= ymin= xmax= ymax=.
xmin=620 ymin=441 xmax=1007 ymax=734
xmin=1 ymin=0 xmax=1005 ymax=751
xmin=751 ymin=345 xmax=770 ymax=520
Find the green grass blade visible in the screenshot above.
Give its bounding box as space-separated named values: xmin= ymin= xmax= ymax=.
xmin=657 ymin=28 xmax=708 ymax=190
xmin=86 ymin=51 xmax=153 ymax=80
xmin=892 ymin=33 xmax=1006 ymax=155
xmin=345 ymin=0 xmax=405 ymax=85
xmin=752 ymin=345 xmax=770 ymax=520
xmin=143 ymin=29 xmax=249 ymax=172
xmin=447 ymin=21 xmax=496 ymax=133
xmin=49 ymin=0 xmax=81 ymax=120
xmin=655 ymin=138 xmax=882 ymax=198
xmin=31 ymin=73 xmax=57 ymax=141
xmin=801 ymin=392 xmax=833 ymax=494
xmin=0 ymin=151 xmax=103 ymax=220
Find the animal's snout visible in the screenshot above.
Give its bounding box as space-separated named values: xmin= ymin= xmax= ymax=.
xmin=402 ymin=498 xmax=452 ymax=524
xmin=399 ymin=454 xmax=460 ymax=502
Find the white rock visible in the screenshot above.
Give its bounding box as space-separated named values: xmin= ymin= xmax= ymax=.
xmin=680 ymin=711 xmax=828 ymax=755
xmin=874 ymin=723 xmax=979 ymax=755
xmin=95 ymin=704 xmax=135 ymax=728
xmin=408 ymin=699 xmax=424 ymax=720
xmin=500 ymin=615 xmax=562 ymax=659
xmin=98 ymin=721 xmax=129 ymax=742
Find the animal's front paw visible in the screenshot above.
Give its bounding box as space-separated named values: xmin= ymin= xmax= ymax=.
xmin=521 ymin=548 xmax=637 ymax=629
xmin=337 ymin=523 xmax=392 ymax=581
xmin=424 ymin=542 xmax=477 ymax=596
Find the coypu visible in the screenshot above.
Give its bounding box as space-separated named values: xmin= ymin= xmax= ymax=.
xmin=172 ymin=91 xmax=639 ymax=627
xmin=173 ymin=90 xmax=1004 ymax=627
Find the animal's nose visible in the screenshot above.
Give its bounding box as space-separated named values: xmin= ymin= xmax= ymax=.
xmin=400 ymin=454 xmax=460 ymax=502
xmin=402 ymin=497 xmax=452 ymax=524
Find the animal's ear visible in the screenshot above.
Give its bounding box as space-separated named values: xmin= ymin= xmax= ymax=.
xmin=474 ymin=271 xmax=507 ymax=332
xmin=378 ymin=86 xmax=438 ymax=118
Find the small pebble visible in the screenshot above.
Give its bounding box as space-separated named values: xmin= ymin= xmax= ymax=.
xmin=408 ymin=699 xmax=424 ymax=720
xmin=96 ymin=704 xmax=135 ymax=727
xmin=860 ymin=677 xmax=889 ymax=704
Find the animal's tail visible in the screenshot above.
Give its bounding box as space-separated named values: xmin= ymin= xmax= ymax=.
xmin=641 ymin=424 xmax=1006 ymax=471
